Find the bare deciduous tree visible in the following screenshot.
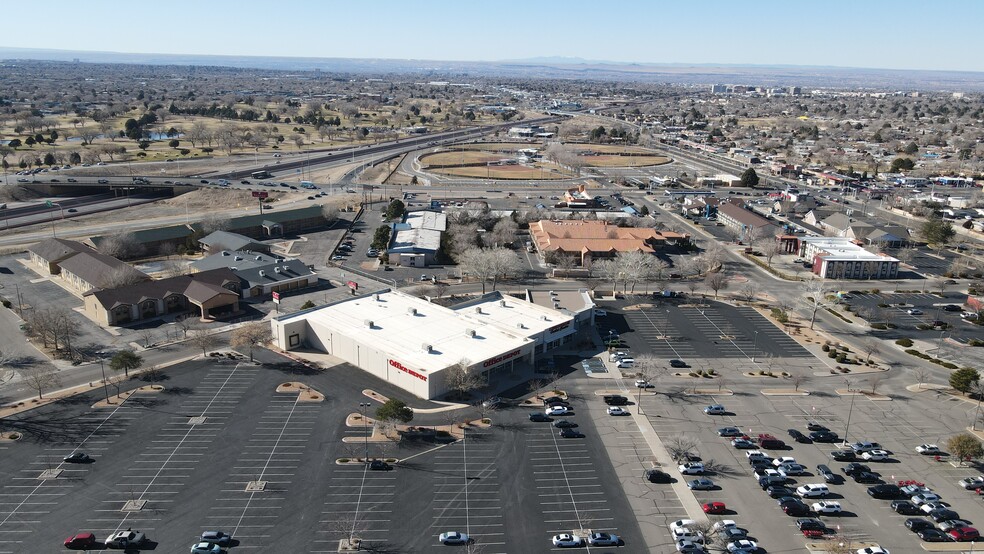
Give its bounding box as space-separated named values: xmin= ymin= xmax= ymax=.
xmin=23 ymin=368 xmax=59 ymax=400
xmin=860 ymin=339 xmax=881 ymax=363
xmin=230 ymin=321 xmax=272 ymax=362
xmin=801 ymin=279 xmax=834 ymax=330
xmin=665 ymin=434 xmax=699 ymax=463
xmin=190 ymin=327 xmax=218 ymax=357
xmin=98 ymin=231 xmax=146 ymax=260
xmin=704 ymin=272 xmax=729 ymax=299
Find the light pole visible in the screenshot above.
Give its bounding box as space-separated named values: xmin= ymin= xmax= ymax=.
xmin=98 ymin=357 xmax=109 ymax=403
xmin=752 ymin=330 xmax=759 ymax=363
xmin=842 ymin=380 xmax=857 ymax=448
xmin=359 ymin=402 xmax=370 ymax=464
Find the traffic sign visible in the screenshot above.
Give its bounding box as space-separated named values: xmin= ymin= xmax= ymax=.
xmin=272 ymin=292 xmax=281 ymax=304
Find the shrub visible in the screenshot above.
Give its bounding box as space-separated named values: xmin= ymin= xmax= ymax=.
xmin=179 ymin=148 xmax=190 ymax=155
xmin=201 ymin=147 xmax=213 ymax=153
xmin=877 ymin=303 xmax=890 ymax=308
xmin=836 ymin=354 xmax=847 ymax=363
xmin=821 ymin=344 xmax=831 ymax=352
xmin=828 ymin=351 xmax=837 ymax=358
xmin=870 ymin=323 xmax=887 ymax=329
xmin=338 ymin=458 xmax=349 ymax=463
xmin=0 ymin=299 xmax=10 ymax=308
xmin=968 ymin=339 xmax=984 ymax=347
xmin=896 ymin=338 xmax=914 ymax=347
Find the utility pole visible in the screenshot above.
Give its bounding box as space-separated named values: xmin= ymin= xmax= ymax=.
xmin=359 ymin=402 xmax=371 ymax=463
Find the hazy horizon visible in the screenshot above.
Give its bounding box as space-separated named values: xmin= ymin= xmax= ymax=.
xmin=2 ymin=0 xmax=983 ymax=73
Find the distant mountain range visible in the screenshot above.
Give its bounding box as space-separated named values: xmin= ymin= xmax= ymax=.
xmin=2 ymin=47 xmax=984 ymax=91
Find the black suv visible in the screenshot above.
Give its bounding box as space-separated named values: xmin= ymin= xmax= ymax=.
xmin=830 ymin=450 xmax=856 ymax=461
xmin=788 ymin=429 xmax=811 ymax=443
xmin=905 ymin=518 xmax=934 ymax=532
xmin=842 ymin=463 xmax=871 ymax=475
xmin=867 ymin=484 xmax=902 ymax=499
xmin=604 ymin=395 xmax=628 ymax=406
xmin=645 ymin=469 xmax=672 ymax=483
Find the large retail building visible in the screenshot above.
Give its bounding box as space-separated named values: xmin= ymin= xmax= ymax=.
xmin=270 ymin=289 xmax=592 ymax=399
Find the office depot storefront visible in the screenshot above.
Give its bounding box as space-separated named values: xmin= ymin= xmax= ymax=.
xmin=271 ymin=290 xmax=548 ymax=399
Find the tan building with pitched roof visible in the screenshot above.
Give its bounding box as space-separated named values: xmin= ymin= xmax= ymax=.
xmin=529 ymin=219 xmax=688 ymax=267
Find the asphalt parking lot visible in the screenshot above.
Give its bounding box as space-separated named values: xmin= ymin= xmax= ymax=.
xmin=636 ymin=380 xmax=984 ymax=553
xmin=0 ymin=351 xmax=653 ymax=552
xmin=845 ymin=291 xmax=980 ymax=344
xmin=603 ymin=299 xmax=812 ymax=362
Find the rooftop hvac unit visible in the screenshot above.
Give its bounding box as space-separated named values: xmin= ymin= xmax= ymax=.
xmin=548 ymin=290 xmax=555 ymax=295
xmin=255 ymin=256 xmax=263 ymax=260
xmin=407 ymin=308 xmax=417 ymax=316
xmin=499 ymin=300 xmax=507 ymax=307
xmin=234 ymin=256 xmax=243 ymax=261
xmin=474 ymin=307 xmax=482 ymax=314
xmin=422 ymin=343 xmax=433 ymax=353
xmin=465 ymin=329 xmax=476 ymax=338
xmin=374 ymin=294 xmax=381 ymax=301
xmin=282 ymin=265 xmax=290 ymax=272
xmin=516 ymin=322 xmax=525 ymax=329
xmin=221 ymin=251 xmax=230 ymax=256
xmin=541 ymin=315 xmax=549 ymax=321
xmin=364 ymin=319 xmax=374 ymax=328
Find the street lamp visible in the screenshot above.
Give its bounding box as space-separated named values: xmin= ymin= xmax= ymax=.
xmin=842 ymin=380 xmax=857 ymax=448
xmin=752 ymin=330 xmax=759 ymax=363
xmin=359 ymin=402 xmax=371 ymax=464
xmin=98 ymin=356 xmax=109 ymax=403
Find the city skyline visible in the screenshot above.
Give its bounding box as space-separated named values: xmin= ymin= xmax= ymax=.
xmin=2 ymin=0 xmax=983 ymax=73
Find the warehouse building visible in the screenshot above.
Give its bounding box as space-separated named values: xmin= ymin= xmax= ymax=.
xmin=270 ymin=289 xmax=585 ymax=399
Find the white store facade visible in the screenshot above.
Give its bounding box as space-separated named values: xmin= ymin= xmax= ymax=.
xmin=270 ymin=290 xmax=582 ymax=399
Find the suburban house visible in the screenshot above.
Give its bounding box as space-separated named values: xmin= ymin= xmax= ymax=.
xmin=27 ymin=238 xmax=89 ymax=275
xmin=864 ymin=227 xmax=910 ymax=248
xmin=190 ymin=250 xmax=317 ymax=298
xmin=83 ymin=268 xmax=242 ymax=326
xmin=716 ymin=202 xmax=781 ymax=242
xmin=388 ymin=210 xmax=447 ymax=267
xmin=798 ymin=237 xmax=899 ymax=280
xmin=198 ymin=230 xmax=270 ymax=254
xmin=529 ymin=219 xmax=688 ymax=267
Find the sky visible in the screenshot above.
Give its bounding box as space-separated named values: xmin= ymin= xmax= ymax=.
xmin=2 ymin=0 xmax=983 ymax=72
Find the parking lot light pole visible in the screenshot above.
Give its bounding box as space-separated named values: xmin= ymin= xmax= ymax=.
xmin=359 ymin=402 xmax=370 ymax=463
xmin=98 ymin=357 xmax=109 ymax=403
xmin=752 ymin=330 xmax=759 ymax=363
xmin=842 ymin=380 xmax=857 ymax=448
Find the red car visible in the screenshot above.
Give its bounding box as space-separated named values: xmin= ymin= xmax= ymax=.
xmin=64 ymin=533 xmax=96 ymax=549
xmin=950 ymin=527 xmax=980 ymax=541
xmin=702 ymin=501 xmax=727 ymax=514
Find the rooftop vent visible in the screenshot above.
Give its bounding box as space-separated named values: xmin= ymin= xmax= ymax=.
xmin=234 ymin=256 xmax=243 ymax=261
xmin=258 ymin=270 xmax=265 ymax=277
xmin=221 ymin=251 xmax=230 ymax=256
xmin=274 ymin=267 xmax=282 ymax=273
xmin=516 ymin=322 xmax=525 ymax=329
xmin=255 ymin=256 xmax=263 ymax=260
xmin=374 ymin=294 xmax=381 ymax=301
xmin=540 ymin=315 xmax=549 ymax=321
xmin=407 ymin=308 xmax=417 ymax=316
xmin=499 ymin=300 xmax=507 ymax=307
xmin=422 ymin=343 xmax=433 ymax=353
xmin=474 ymin=307 xmax=482 ymax=314
xmin=465 ymin=328 xmax=476 ymax=338
xmin=364 ymin=319 xmax=374 ymax=328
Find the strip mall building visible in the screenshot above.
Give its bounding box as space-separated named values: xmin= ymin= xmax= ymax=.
xmin=270 ymin=289 xmax=592 ymax=399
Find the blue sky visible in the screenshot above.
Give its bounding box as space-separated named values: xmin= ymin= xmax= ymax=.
xmin=3 ymin=0 xmax=982 ymax=72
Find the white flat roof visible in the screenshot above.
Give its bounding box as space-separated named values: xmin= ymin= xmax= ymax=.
xmin=804 ymin=237 xmax=898 ymax=262
xmin=390 ymin=227 xmax=442 ymax=252
xmin=454 ymin=294 xmax=575 ymax=336
xmin=405 ymin=210 xmax=447 ymax=231
xmin=298 ymin=291 xmax=531 ymax=372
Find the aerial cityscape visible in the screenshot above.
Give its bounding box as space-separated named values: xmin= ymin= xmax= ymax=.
xmin=2 ymin=2 xmax=984 ymax=553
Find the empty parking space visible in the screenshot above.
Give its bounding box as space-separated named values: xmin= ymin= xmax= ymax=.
xmin=316 ymin=466 xmax=396 ymax=551
xmin=615 ymin=300 xmax=811 ymax=363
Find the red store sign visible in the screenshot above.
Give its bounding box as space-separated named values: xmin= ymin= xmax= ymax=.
xmin=482 ymin=349 xmax=521 ymax=368
xmin=388 ymin=359 xmax=427 ymax=382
